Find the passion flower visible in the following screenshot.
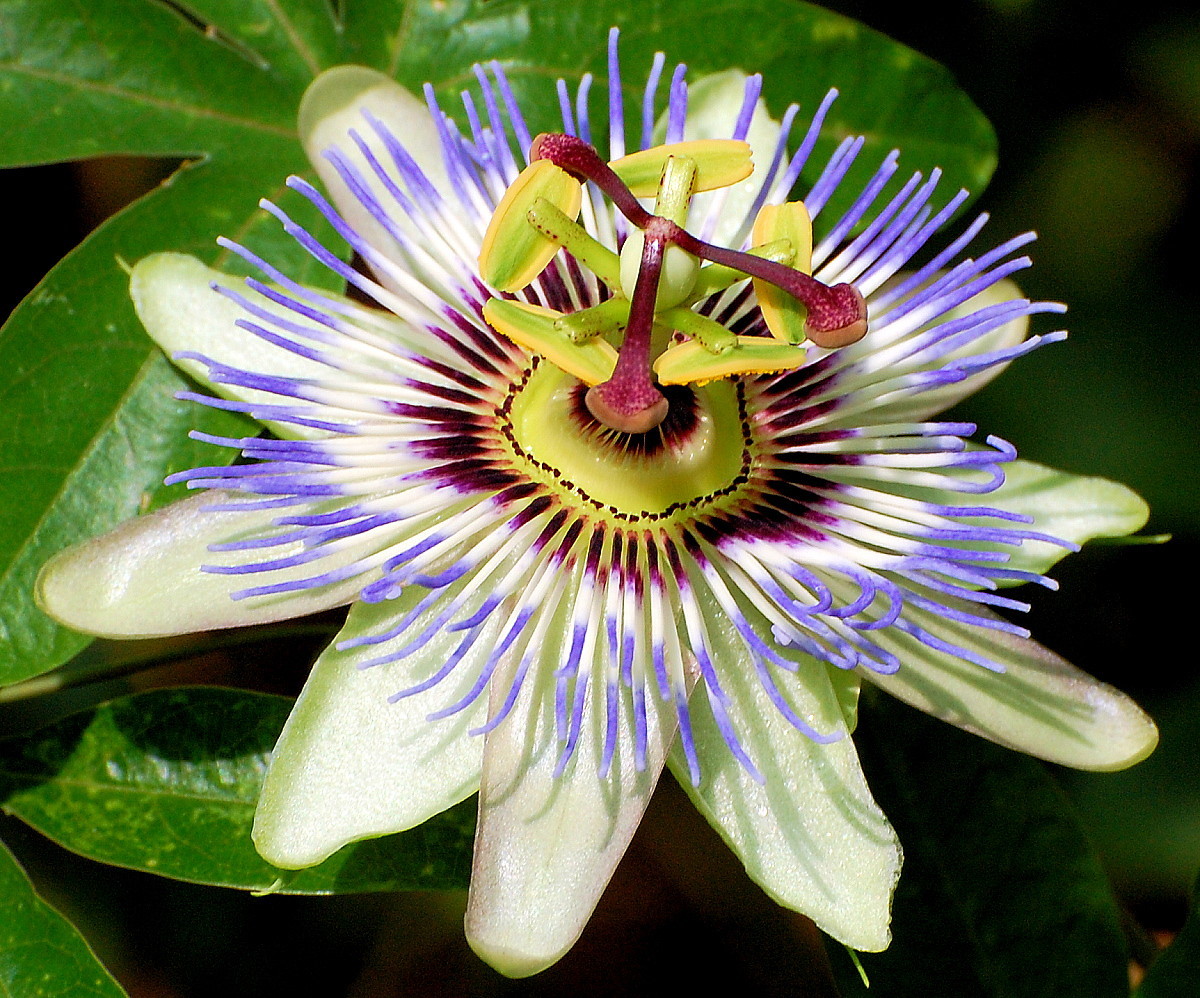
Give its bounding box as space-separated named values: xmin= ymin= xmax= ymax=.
xmin=36 ymin=28 xmax=1156 ymax=978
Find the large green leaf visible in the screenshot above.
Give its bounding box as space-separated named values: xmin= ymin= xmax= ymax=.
xmin=831 ymin=692 xmax=1130 ymax=998
xmin=0 ymin=687 xmax=475 ymax=892
xmin=0 ymin=0 xmax=997 ymax=685
xmin=0 ymin=838 xmax=128 ymax=997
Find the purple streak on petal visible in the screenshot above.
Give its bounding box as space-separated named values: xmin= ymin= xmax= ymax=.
xmin=691 ymin=644 xmax=763 ymax=783
xmin=640 ymin=51 xmax=666 ymax=150
xmin=449 ymin=594 xmax=504 ymax=633
xmin=894 ymin=618 xmax=1007 ymax=672
xmin=737 ymin=102 xmax=801 ymax=243
xmin=804 ymin=136 xmax=864 ymax=217
xmin=664 ymin=63 xmax=688 ymax=144
xmin=556 ymin=79 xmax=577 ymax=136
xmin=574 ymin=73 xmax=593 ymax=145
xmin=472 ymin=63 xmax=520 ymax=180
xmin=340 ymin=590 xmax=442 ymax=650
xmin=346 ymin=130 xmax=419 ymax=223
xmin=470 ymin=650 xmax=534 ymax=735
xmin=816 ymin=150 xmax=900 ymax=255
xmin=258 ymin=197 xmax=383 ymax=303
xmin=632 ymin=685 xmax=648 ymax=772
xmin=862 ymin=188 xmax=972 ymax=289
xmin=751 ymin=655 xmax=843 ymax=744
xmin=422 ymin=84 xmax=479 ymax=209
xmin=554 ymin=622 xmax=589 ymax=724
xmin=728 ymin=74 xmax=761 ymax=142
xmin=674 ymin=687 xmax=701 ymax=785
xmin=775 ymin=88 xmax=839 ymax=195
xmin=227 ymin=560 xmax=365 ymax=599
xmin=206 ymin=529 xmax=307 ymax=552
xmin=388 ymin=623 xmax=486 ymax=697
xmin=362 ymin=110 xmax=446 ymax=215
xmin=827 ymin=169 xmax=936 ymax=277
xmin=598 ymin=679 xmax=620 ymax=778
xmin=607 ymin=27 xmax=625 ymax=160
xmin=427 ymin=607 xmax=535 ymax=720
xmin=872 ymin=213 xmax=992 ymax=312
xmin=553 ymin=673 xmax=590 ymax=776
xmin=213 ymin=284 xmax=336 ymax=342
xmin=217 ymin=239 xmax=358 ymax=320
xmin=988 ymin=567 xmax=1060 ymax=589
xmin=902 ymin=572 xmax=1032 ymax=613
xmin=488 ymin=62 xmax=533 ymax=162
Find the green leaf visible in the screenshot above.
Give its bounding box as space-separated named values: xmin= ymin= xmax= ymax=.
xmin=1136 ymin=873 xmax=1200 ymax=997
xmin=0 ymin=687 xmax=474 ymax=893
xmin=0 ymin=838 xmax=128 ymax=997
xmin=0 ymin=0 xmax=997 ymax=685
xmin=831 ymin=692 xmax=1131 ymax=998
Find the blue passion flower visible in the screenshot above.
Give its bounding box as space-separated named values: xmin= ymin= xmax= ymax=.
xmin=38 ymin=28 xmax=1156 ymax=978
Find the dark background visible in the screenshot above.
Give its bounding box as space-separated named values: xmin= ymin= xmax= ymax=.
xmin=1 ymin=0 xmax=1196 ymax=994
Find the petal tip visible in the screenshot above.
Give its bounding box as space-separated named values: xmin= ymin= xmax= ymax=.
xmin=464 ymin=923 xmax=570 ymax=979
xmin=298 ymin=65 xmax=396 ymax=147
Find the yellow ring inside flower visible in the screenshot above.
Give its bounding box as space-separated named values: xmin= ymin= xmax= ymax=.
xmin=503 ymin=363 xmax=748 ymax=519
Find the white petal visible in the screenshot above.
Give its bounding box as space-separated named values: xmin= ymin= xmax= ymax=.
xmin=464 ymin=656 xmax=679 ymax=977
xmin=131 ymin=253 xmax=332 ymax=441
xmin=866 ymin=278 xmax=1034 ymax=423
xmin=866 ymin=603 xmax=1158 ymax=771
xmin=299 ymin=66 xmax=451 ymax=280
xmin=673 ymin=629 xmax=901 ymax=952
xmin=36 ymin=490 xmax=361 ymax=638
xmin=253 ymin=595 xmax=493 ymax=868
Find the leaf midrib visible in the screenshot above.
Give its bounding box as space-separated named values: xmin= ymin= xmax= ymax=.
xmin=0 ymin=59 xmax=296 ymax=141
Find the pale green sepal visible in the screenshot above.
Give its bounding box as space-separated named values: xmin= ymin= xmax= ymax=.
xmin=983 ymin=460 xmax=1149 ymax=580
xmin=860 ymin=278 xmax=1035 ymax=423
xmin=661 ymin=71 xmax=786 ymax=248
xmin=864 ymin=602 xmax=1158 ymax=771
xmin=465 ymin=656 xmax=679 ymax=977
xmin=299 ymin=66 xmax=449 ymax=288
xmin=35 ymin=491 xmax=362 ymax=639
xmin=253 ymin=593 xmax=495 ymax=869
xmin=671 ymin=616 xmax=900 ymax=952
xmin=131 ymin=253 xmax=330 ymax=441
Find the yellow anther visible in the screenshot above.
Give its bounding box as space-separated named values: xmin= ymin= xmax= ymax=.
xmin=479 ymin=160 xmax=582 ymax=292
xmin=751 ymin=202 xmax=814 ymax=344
xmin=609 ymin=140 xmax=753 ymax=197
xmin=653 ymin=336 xmax=807 ymax=385
xmin=483 ymin=299 xmax=618 ymax=385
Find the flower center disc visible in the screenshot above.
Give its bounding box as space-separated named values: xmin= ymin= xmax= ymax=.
xmin=505 ymin=363 xmax=749 ymax=520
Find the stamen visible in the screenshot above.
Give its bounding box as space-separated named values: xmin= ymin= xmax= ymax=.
xmin=531 ymin=132 xmax=869 ymax=348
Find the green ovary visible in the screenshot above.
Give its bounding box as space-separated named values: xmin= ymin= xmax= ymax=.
xmin=508 ymin=365 xmax=746 ymax=516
